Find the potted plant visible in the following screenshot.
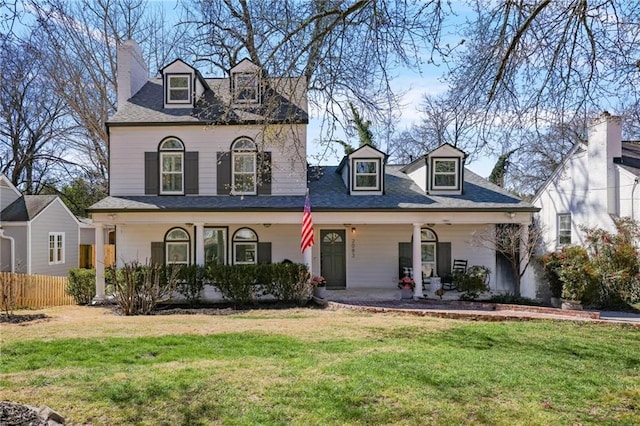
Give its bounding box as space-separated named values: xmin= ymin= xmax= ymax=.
xmin=398 ymin=276 xmax=415 ymax=299
xmin=311 ymin=275 xmax=327 ymax=299
xmin=557 ymin=246 xmax=593 ymax=310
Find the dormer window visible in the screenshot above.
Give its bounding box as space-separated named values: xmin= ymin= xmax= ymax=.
xmin=233 ymin=72 xmax=260 ymax=103
xmin=167 ymin=74 xmax=191 ymax=103
xmin=353 ymin=159 xmax=380 ymax=190
xmin=432 ymin=158 xmax=459 ymax=189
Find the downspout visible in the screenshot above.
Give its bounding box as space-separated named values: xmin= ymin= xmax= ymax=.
xmin=0 ymin=227 xmax=16 ymax=273
xmin=633 ymin=177 xmax=640 ymax=221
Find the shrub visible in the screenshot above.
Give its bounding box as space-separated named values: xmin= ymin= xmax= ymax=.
xmin=108 ymin=262 xmax=179 ymax=315
xmin=557 ymin=246 xmax=598 ymax=302
xmin=457 ymin=265 xmax=490 ymax=301
xmin=176 ymin=265 xmax=206 ymax=307
xmin=207 ymin=264 xmax=261 ymax=305
xmin=66 ymin=268 xmax=96 ymax=305
xmin=541 ymin=251 xmax=563 ymax=298
xmin=266 ymin=263 xmax=311 ymax=304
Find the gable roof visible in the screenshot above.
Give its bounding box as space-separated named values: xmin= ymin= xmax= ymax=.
xmin=88 ymin=165 xmax=536 ymax=213
xmin=108 ymin=77 xmax=308 ymax=126
xmin=0 ymin=174 xmax=20 ymax=196
xmin=616 ymin=141 xmax=640 ymax=177
xmin=1 ymin=195 xmax=58 ymax=222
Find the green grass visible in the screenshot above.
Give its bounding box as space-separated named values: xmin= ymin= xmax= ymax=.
xmin=1 ymin=315 xmax=639 ymax=425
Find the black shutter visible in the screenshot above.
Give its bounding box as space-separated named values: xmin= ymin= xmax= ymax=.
xmin=398 ymin=242 xmax=412 ymax=279
xmin=145 ymin=152 xmax=158 ymax=195
xmin=217 ymin=152 xmax=231 ymax=195
xmin=151 ymin=242 xmax=164 ymax=265
xmin=437 ymin=242 xmax=451 ymax=278
xmin=185 ymin=152 xmax=199 ymax=194
xmin=257 ymin=242 xmax=272 ymax=264
xmin=257 ymin=152 xmax=272 ymax=195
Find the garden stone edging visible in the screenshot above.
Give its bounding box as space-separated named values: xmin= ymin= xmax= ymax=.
xmin=0 ymin=401 xmax=65 ymax=425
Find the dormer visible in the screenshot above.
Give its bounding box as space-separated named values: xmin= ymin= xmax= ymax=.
xmin=230 ymin=59 xmax=262 ymax=105
xmin=337 ymin=144 xmax=388 ymax=195
xmin=400 ymin=143 xmax=466 ymax=195
xmin=160 ymin=59 xmax=207 ymax=109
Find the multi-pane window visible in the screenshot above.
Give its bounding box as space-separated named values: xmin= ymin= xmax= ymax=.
xmin=354 ymin=159 xmax=379 ymax=190
xmin=165 ymin=228 xmax=190 ymax=265
xmin=160 ymin=138 xmax=184 ymax=194
xmin=167 ymin=75 xmax=191 ymax=103
xmin=557 ymin=214 xmax=572 ymax=245
xmin=433 ymin=159 xmax=458 ymax=188
xmin=204 ymin=227 xmax=227 ymax=266
xmin=232 ymin=138 xmax=257 ymax=194
xmin=421 ymin=228 xmax=437 ymax=282
xmin=233 ymin=228 xmax=258 ymax=264
xmin=234 ymin=72 xmax=259 ymax=103
xmin=48 ymin=232 xmax=64 ymax=264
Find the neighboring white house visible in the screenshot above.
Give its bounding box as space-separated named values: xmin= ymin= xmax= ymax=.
xmin=0 ymin=174 xmax=81 ymax=276
xmin=88 ymin=40 xmax=539 ymax=301
xmin=533 ymin=112 xmax=640 ymax=251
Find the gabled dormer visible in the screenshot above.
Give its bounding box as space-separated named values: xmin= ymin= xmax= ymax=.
xmin=400 ymin=143 xmax=466 ymax=195
xmin=336 ymin=144 xmax=388 ymax=195
xmin=160 ymin=59 xmax=208 ymax=109
xmin=230 ymin=59 xmax=262 ymax=105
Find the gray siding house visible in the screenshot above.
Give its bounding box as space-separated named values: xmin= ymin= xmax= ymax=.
xmin=0 ymin=174 xmax=80 ymax=276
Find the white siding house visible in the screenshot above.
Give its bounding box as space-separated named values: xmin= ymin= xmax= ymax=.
xmin=89 ymin=40 xmax=539 ymax=301
xmin=533 ymin=112 xmax=640 ymax=251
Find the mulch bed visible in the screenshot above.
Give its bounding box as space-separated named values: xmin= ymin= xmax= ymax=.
xmin=0 ymin=313 xmax=48 ymax=324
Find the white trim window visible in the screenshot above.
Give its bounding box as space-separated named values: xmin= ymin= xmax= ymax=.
xmin=231 ymin=138 xmax=257 ymax=194
xmin=165 ymin=228 xmax=190 ymax=265
xmin=354 ymin=159 xmax=380 ymax=190
xmin=557 ymin=213 xmax=572 ymax=245
xmin=233 ymin=72 xmax=260 ymax=103
xmin=48 ymin=232 xmax=65 ymax=264
xmin=160 ymin=138 xmax=184 ymax=194
xmin=167 ymin=74 xmax=191 ymax=103
xmin=233 ymin=228 xmax=257 ymax=265
xmin=433 ymin=159 xmax=458 ymax=189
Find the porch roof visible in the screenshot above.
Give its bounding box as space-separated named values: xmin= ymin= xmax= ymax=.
xmin=88 ymin=166 xmax=537 ymax=213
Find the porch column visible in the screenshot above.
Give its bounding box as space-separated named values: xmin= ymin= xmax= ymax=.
xmin=93 ymin=223 xmax=105 ymax=304
xmin=195 ymin=223 xmax=205 ymax=265
xmin=303 ymin=246 xmax=312 ymax=277
xmin=518 ymin=223 xmax=529 ymax=297
xmin=412 ymin=223 xmax=424 ymax=299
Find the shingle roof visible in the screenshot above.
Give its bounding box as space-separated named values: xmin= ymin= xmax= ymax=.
xmin=108 ymin=77 xmax=308 ymax=125
xmin=88 ymin=166 xmax=536 ymax=213
xmin=1 ymin=195 xmax=57 ymax=221
xmin=617 ymin=141 xmax=640 ymax=176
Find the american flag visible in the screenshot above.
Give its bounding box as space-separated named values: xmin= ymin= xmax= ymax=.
xmin=300 ymin=192 xmax=314 ymax=253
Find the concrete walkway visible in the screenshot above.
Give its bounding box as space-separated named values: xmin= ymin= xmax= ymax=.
xmin=322 ymin=288 xmax=640 ymax=325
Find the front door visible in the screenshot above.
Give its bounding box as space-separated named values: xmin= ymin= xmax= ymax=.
xmin=320 ymin=230 xmax=346 ymax=289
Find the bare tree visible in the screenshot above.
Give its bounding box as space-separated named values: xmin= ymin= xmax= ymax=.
xmin=27 ymin=0 xmax=190 ymax=184
xmin=181 ymin=0 xmax=453 ymax=154
xmin=0 ymin=34 xmax=73 ymax=193
xmin=471 ymin=223 xmax=544 ymax=297
xmin=388 ymin=92 xmax=486 ymax=164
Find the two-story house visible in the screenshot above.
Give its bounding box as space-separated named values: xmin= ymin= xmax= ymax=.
xmin=89 ymin=40 xmax=539 ymax=301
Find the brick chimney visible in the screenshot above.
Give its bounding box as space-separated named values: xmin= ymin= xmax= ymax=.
xmin=116 ymin=40 xmax=148 ymax=110
xmin=587 ymin=111 xmax=622 ymax=216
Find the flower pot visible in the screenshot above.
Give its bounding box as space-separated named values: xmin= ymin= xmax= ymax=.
xmin=400 ymin=288 xmax=413 ymax=299
xmin=561 ymin=299 xmax=583 ymax=310
xmin=313 ymin=286 xmax=327 ymax=299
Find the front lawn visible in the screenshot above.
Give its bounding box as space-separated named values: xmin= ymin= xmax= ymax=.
xmin=1 ymin=306 xmax=638 ymax=425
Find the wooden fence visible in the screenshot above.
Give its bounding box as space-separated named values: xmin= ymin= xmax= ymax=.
xmin=0 ymin=272 xmax=74 ymax=309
